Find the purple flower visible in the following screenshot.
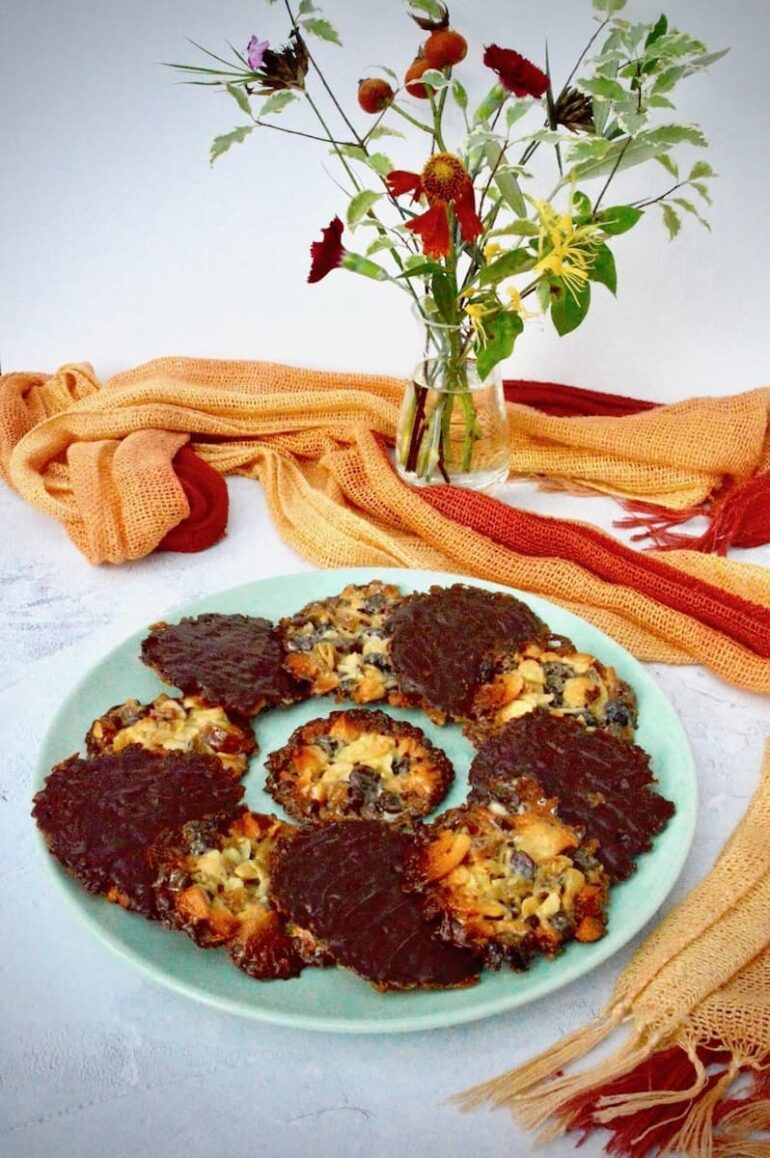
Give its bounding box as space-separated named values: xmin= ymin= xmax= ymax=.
xmin=246 ymin=35 xmax=269 ymax=71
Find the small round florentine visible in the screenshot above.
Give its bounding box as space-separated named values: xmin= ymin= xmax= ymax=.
xmin=386 ymin=584 xmax=546 ymax=723
xmin=423 ymin=28 xmax=467 ymax=68
xmin=140 ymin=613 xmax=304 ymax=717
xmin=404 ymin=792 xmax=610 ymax=971
xmin=357 ymin=77 xmax=394 ymax=113
xmin=468 ymin=712 xmax=675 ymax=883
xmin=265 ymin=708 xmax=453 ymax=825
xmin=151 ymin=811 xmax=308 ymax=980
xmin=467 ymin=635 xmax=638 ymax=744
xmin=85 ymin=693 xmax=256 ymax=778
xmin=31 ymin=747 xmax=245 ymax=918
xmin=270 ymin=820 xmax=481 ymax=991
xmin=279 ymin=581 xmax=405 ymax=705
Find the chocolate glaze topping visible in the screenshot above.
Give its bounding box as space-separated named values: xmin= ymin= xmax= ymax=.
xmin=140 ymin=613 xmax=304 ymax=716
xmin=270 ymin=820 xmax=481 ymax=990
xmin=386 ymin=585 xmax=545 ymax=719
xmin=469 ymin=712 xmax=675 ymax=881
xmin=32 ymin=746 xmax=245 ymax=917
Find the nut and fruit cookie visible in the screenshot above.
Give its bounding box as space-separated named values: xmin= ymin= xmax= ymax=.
xmin=85 ymin=693 xmax=256 ymax=778
xmin=385 ymin=584 xmax=547 ymax=724
xmin=279 ymin=581 xmax=405 ymax=704
xmin=404 ymin=791 xmax=610 ymax=971
xmin=151 ymin=810 xmax=311 ymax=980
xmin=466 ymin=635 xmax=638 ymax=744
xmin=264 ymin=708 xmax=454 ymax=825
xmin=469 ymin=712 xmax=675 ymax=883
xmin=270 ymin=819 xmax=482 ymax=992
xmin=32 ymin=747 xmax=245 ymax=918
xmin=140 ymin=613 xmax=305 ymax=717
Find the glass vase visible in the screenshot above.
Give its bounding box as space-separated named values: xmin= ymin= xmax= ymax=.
xmin=394 ymin=316 xmax=510 ymax=490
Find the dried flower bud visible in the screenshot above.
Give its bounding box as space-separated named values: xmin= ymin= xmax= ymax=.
xmin=550 ymin=87 xmax=595 ymax=134
xmin=258 ymin=29 xmax=309 ymax=93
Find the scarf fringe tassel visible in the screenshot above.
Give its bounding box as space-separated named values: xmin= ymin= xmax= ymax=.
xmin=616 ymin=471 xmax=770 ymax=555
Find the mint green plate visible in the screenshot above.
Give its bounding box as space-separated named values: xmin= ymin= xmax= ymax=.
xmin=35 ymin=567 xmax=696 ymax=1033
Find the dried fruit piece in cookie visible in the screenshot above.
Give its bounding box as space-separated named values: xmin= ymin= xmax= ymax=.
xmin=279 ymin=581 xmax=404 ymax=704
xmin=265 ymin=708 xmax=453 ymax=824
xmin=404 ymin=793 xmax=609 ymax=971
xmin=85 ymin=693 xmax=256 ymax=777
xmin=270 ymin=819 xmax=482 ymax=991
xmin=140 ymin=613 xmax=304 ymax=716
xmin=32 ymin=747 xmax=245 ymax=918
xmin=386 ymin=584 xmax=546 ymax=723
xmin=467 ymin=635 xmax=638 ymax=744
xmin=468 ymin=712 xmax=675 ymax=882
xmin=151 ymin=810 xmax=308 ymax=980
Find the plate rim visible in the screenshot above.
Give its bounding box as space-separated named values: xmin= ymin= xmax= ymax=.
xmin=34 ymin=565 xmax=697 ymax=1033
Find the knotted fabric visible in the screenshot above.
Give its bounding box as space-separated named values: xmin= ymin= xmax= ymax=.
xmin=2 ymin=357 xmax=770 ymax=695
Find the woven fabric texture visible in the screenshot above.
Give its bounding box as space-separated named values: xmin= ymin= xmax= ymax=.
xmin=2 ymin=357 xmax=770 ymax=694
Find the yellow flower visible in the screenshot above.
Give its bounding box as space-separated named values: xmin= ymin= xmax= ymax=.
xmin=484 ymin=241 xmax=502 ymax=260
xmin=532 ymin=199 xmax=602 ymax=301
xmin=463 ymin=300 xmax=495 ymax=342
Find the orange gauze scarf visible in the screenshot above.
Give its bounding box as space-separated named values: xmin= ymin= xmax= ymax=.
xmin=2 ymin=356 xmax=770 ymax=694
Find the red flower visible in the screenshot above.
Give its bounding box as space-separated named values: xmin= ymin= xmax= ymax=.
xmin=308 ymin=216 xmax=345 ymax=283
xmin=483 ymin=44 xmax=548 ymax=99
xmin=386 ymin=153 xmax=482 ymax=258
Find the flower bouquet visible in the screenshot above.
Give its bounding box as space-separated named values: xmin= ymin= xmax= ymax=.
xmin=170 ymin=0 xmax=723 ymax=488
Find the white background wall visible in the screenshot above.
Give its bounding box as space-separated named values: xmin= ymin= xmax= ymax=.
xmin=2 ymin=0 xmax=769 ymax=400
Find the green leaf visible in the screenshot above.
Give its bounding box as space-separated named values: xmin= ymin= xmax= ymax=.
xmin=409 ymin=0 xmax=446 ymax=19
xmin=336 ymin=146 xmax=393 ymax=176
xmin=260 ymin=90 xmax=297 ymax=116
xmin=209 ymin=125 xmax=253 ymax=164
xmin=571 ymin=190 xmax=593 ymax=222
xmin=430 ymin=271 xmax=456 ymax=321
xmin=489 ymin=220 xmax=539 ymax=238
xmin=645 ymin=14 xmax=668 ymax=47
xmin=346 ymin=190 xmax=383 ymax=228
xmin=365 ymin=125 xmax=405 ymax=140
xmin=588 ymin=243 xmax=617 ymax=294
xmin=506 ymin=100 xmax=533 ymax=128
xmin=473 ymin=84 xmax=506 ymax=125
xmin=478 ymin=248 xmax=536 ymax=286
xmin=551 ymin=279 xmax=591 ymax=335
xmin=476 ymin=312 xmax=523 ymax=380
xmin=672 ymin=196 xmax=711 ymax=230
xmin=226 ymin=83 xmax=252 ymax=116
xmin=451 ymin=79 xmax=468 ymax=111
xmin=655 ymin=152 xmax=679 ymax=178
xmin=420 ymin=68 xmax=452 ymax=92
xmin=300 ymin=17 xmax=342 ymax=45
xmin=597 ymin=204 xmax=644 ymax=235
xmin=396 ymin=259 xmax=443 ymax=279
xmin=661 ymin=203 xmax=681 ymax=238
xmin=366 ymin=235 xmax=399 ymax=256
xmin=688 ymin=160 xmax=715 ymax=180
xmin=592 ymin=0 xmax=627 ymax=13
xmin=298 ymin=0 xmax=317 ymax=13
xmin=690 ymin=180 xmax=712 ymax=205
xmin=578 ymin=76 xmax=629 ymax=102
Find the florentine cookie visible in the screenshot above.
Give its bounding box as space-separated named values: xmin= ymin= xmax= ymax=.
xmin=85 ymin=693 xmax=257 ymax=777
xmin=280 ymin=581 xmax=405 ymax=704
xmin=467 ymin=635 xmax=638 ymax=744
xmin=32 ymin=747 xmax=245 ymax=917
xmin=404 ymin=791 xmax=609 ymax=970
xmin=264 ymin=708 xmax=454 ymax=825
xmin=386 ymin=584 xmax=546 ymax=723
xmin=270 ymin=819 xmax=482 ymax=991
xmin=140 ymin=613 xmax=304 ymax=717
xmin=151 ymin=810 xmax=309 ymax=980
xmin=468 ymin=712 xmax=675 ymax=882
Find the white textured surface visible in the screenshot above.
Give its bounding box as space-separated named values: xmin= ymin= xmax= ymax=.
xmin=2 ymin=0 xmax=770 ymax=1154
xmin=2 ymin=477 xmax=769 ymax=1158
